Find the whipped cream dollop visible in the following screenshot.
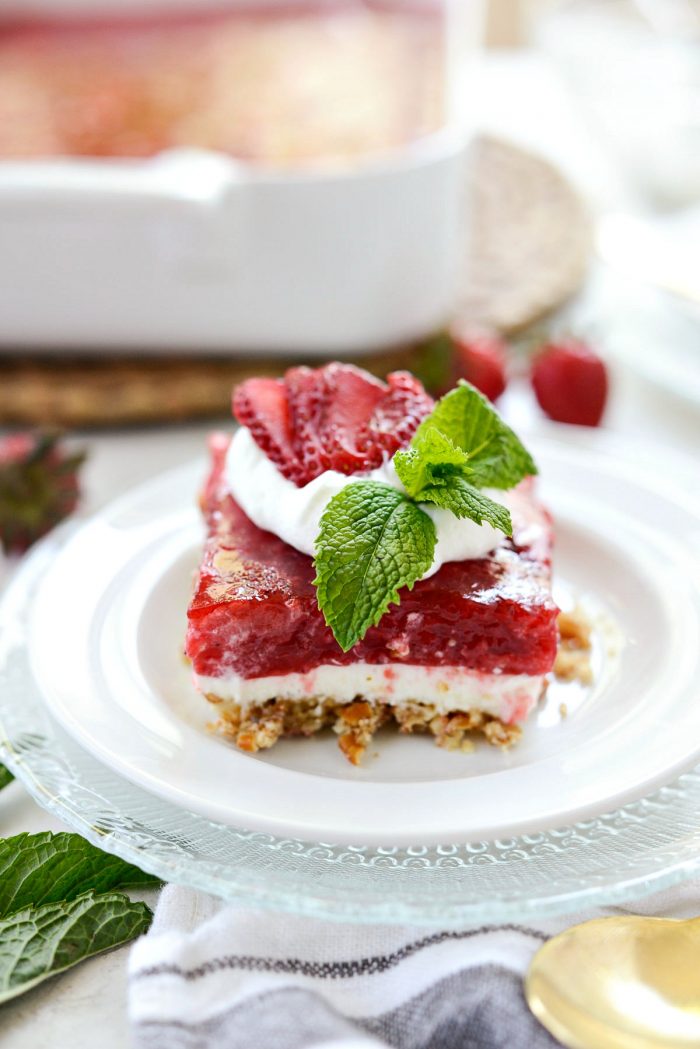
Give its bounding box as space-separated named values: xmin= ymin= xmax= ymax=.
xmin=226 ymin=427 xmax=509 ymax=580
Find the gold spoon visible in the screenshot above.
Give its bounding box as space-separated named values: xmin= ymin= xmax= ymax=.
xmin=526 ymin=916 xmax=700 ymax=1049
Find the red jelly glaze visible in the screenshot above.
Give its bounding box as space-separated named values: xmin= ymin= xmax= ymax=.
xmin=186 ymin=436 xmax=560 ymax=681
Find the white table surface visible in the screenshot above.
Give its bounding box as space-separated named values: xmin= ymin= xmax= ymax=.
xmin=3 ymin=51 xmax=700 ymax=1049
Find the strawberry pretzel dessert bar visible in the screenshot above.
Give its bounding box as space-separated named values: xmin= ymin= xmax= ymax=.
xmin=185 ymin=363 xmax=559 ymax=765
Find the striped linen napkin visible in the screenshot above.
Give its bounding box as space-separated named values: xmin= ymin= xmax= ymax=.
xmin=128 ymin=881 xmax=700 ymax=1049
xmin=128 ymin=885 xmax=568 ymax=1048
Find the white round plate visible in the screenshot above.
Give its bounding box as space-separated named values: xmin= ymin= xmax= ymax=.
xmin=14 ymin=434 xmax=700 ymax=847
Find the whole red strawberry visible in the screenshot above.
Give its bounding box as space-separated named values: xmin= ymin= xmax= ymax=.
xmin=0 ymin=432 xmax=86 ymax=554
xmin=531 ymin=337 xmax=608 ymax=427
xmin=447 ymin=325 xmax=508 ymax=402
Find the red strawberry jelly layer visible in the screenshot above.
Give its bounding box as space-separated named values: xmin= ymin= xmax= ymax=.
xmin=185 ymin=435 xmax=559 ymax=681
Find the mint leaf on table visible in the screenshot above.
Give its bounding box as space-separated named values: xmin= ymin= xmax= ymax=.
xmin=0 ymin=832 xmax=160 ymax=916
xmin=407 ymin=380 xmax=537 ymax=491
xmin=0 ymin=832 xmax=159 ymax=1003
xmin=0 ymin=764 xmax=13 ymax=790
xmin=418 ymin=477 xmax=514 ymax=536
xmin=0 ymin=892 xmax=151 ymax=1004
xmin=314 ymin=481 xmax=435 ymax=652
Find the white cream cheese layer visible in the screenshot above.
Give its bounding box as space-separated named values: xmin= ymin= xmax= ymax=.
xmin=226 ymin=426 xmax=508 ymax=579
xmin=196 ymin=663 xmax=544 ymax=725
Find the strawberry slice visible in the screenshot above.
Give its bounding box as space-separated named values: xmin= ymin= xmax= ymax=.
xmin=233 ymin=363 xmax=433 ymax=486
xmin=232 ymin=377 xmax=299 ymax=481
xmin=286 ymin=366 xmax=332 ymax=480
xmin=316 ymin=363 xmax=386 ymax=474
xmin=367 ymin=371 xmax=434 ymax=456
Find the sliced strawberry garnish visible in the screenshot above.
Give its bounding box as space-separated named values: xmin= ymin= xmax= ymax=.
xmin=233 ymin=363 xmax=433 ymax=486
xmin=366 ymin=371 xmax=434 ymax=457
xmin=285 ymin=366 xmax=331 ymax=480
xmin=316 ymin=363 xmax=386 ymax=475
xmin=231 ymin=377 xmax=299 ymax=481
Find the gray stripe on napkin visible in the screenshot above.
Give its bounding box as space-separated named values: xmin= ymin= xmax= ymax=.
xmin=135 ymin=987 xmax=371 ymax=1049
xmin=363 ymin=964 xmax=561 ymax=1049
xmin=131 ymin=924 xmax=548 ymax=983
xmin=133 ymin=966 xmax=561 ymax=1049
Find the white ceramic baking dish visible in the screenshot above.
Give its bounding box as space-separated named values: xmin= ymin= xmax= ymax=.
xmin=0 ymin=1 xmax=482 ymax=355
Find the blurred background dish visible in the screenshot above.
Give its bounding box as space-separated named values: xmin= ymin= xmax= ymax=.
xmin=0 ymin=0 xmax=483 ymax=355
xmin=0 ymin=134 xmax=592 ymax=426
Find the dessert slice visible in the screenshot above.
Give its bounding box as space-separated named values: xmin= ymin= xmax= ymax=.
xmin=186 ymin=364 xmax=559 ymax=764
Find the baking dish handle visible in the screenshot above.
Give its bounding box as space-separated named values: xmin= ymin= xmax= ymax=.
xmin=0 ymin=150 xmax=249 ymax=272
xmin=0 ymin=149 xmax=246 ymax=205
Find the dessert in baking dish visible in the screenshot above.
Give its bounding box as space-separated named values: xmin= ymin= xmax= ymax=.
xmin=185 ymin=364 xmax=559 ymax=764
xmin=0 ymin=6 xmax=443 ymax=165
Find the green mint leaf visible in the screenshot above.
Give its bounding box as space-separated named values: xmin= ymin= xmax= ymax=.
xmin=0 ymin=891 xmax=152 ymax=1004
xmin=394 ymin=428 xmax=470 ymax=498
xmin=413 ymin=381 xmax=537 ymax=490
xmin=0 ymin=832 xmax=161 ymax=918
xmin=314 ymin=481 xmax=435 ymax=651
xmin=0 ymin=765 xmax=13 ymax=791
xmin=419 ymin=477 xmax=513 ymax=536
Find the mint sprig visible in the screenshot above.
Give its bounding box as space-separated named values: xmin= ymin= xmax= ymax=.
xmin=314 ymin=481 xmax=435 ymax=652
xmin=392 ymin=426 xmax=470 ymax=496
xmin=398 ymin=381 xmax=537 ymax=495
xmin=409 ymin=381 xmax=538 ymax=491
xmin=394 ymin=382 xmax=537 ymax=537
xmin=314 ymin=381 xmax=537 ymax=651
xmin=417 ymin=477 xmax=513 ymax=535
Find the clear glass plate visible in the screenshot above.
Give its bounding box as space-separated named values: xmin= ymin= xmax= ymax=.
xmin=2 ymin=457 xmax=700 ymax=925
